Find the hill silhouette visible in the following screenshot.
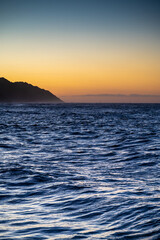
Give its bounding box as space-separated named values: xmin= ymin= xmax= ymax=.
xmin=0 ymin=77 xmax=63 ymax=103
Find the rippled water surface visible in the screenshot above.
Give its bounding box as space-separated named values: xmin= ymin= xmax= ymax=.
xmin=0 ymin=103 xmax=160 ymax=240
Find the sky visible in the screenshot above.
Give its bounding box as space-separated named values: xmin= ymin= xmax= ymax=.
xmin=1 ymin=0 xmax=160 ymax=102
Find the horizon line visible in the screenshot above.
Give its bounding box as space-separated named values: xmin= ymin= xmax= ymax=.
xmin=62 ymin=94 xmax=160 ymax=98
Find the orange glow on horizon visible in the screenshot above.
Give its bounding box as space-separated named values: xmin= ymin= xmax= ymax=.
xmin=1 ymin=31 xmax=160 ymax=102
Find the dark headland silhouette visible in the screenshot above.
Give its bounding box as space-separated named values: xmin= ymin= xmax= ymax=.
xmin=0 ymin=77 xmax=63 ymax=103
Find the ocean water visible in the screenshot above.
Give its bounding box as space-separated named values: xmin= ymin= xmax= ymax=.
xmin=0 ymin=103 xmax=160 ymax=240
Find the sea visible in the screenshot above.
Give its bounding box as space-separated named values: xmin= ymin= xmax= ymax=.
xmin=0 ymin=103 xmax=160 ymax=240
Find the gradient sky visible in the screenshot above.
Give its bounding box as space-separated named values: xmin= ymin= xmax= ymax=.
xmin=1 ymin=0 xmax=160 ymax=102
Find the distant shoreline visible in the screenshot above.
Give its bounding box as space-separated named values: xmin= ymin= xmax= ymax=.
xmin=0 ymin=77 xmax=63 ymax=103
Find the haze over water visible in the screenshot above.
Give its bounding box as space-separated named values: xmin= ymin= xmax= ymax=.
xmin=0 ymin=103 xmax=160 ymax=239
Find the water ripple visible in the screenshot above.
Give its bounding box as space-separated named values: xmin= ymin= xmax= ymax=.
xmin=0 ymin=103 xmax=160 ymax=239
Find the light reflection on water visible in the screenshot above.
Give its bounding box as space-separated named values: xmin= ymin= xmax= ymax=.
xmin=0 ymin=103 xmax=160 ymax=240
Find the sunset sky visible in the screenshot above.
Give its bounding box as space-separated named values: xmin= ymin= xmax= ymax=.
xmin=1 ymin=0 xmax=160 ymax=102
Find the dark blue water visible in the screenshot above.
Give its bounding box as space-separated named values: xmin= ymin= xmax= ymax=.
xmin=0 ymin=103 xmax=160 ymax=240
